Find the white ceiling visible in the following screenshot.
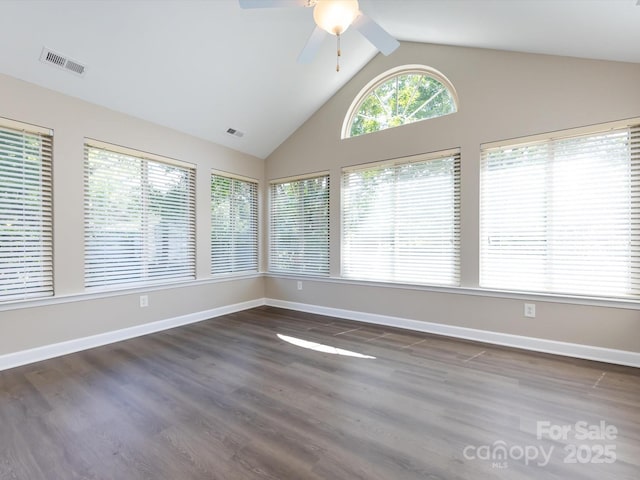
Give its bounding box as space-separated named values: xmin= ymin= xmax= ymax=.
xmin=0 ymin=0 xmax=639 ymax=159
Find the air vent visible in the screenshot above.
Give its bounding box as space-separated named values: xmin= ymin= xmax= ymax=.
xmin=40 ymin=47 xmax=86 ymax=77
xmin=226 ymin=128 xmax=245 ymax=138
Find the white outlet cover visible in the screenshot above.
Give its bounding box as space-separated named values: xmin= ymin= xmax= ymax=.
xmin=524 ymin=303 xmax=536 ymax=318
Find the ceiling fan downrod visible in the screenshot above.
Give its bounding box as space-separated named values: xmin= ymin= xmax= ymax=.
xmin=336 ymin=32 xmax=341 ymax=72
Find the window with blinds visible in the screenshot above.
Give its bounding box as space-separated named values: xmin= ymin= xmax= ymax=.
xmin=84 ymin=142 xmax=196 ymax=288
xmin=342 ymin=150 xmax=461 ymax=286
xmin=211 ymin=173 xmax=258 ymax=274
xmin=269 ymin=174 xmax=330 ymax=275
xmin=0 ymin=120 xmax=53 ymax=302
xmin=480 ymin=123 xmax=640 ymax=299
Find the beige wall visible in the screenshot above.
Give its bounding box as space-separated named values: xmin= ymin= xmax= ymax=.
xmin=265 ymin=42 xmax=640 ymax=353
xmin=2 ymin=41 xmax=639 ymax=360
xmin=0 ymin=73 xmax=265 ymax=357
xmin=265 ymin=277 xmax=640 ymax=353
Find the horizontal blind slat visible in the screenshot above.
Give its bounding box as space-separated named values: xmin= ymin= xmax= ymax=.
xmin=84 ymin=144 xmax=195 ymax=288
xmin=480 ymin=124 xmax=640 ymax=299
xmin=342 ymin=152 xmax=460 ymax=286
xmin=211 ymin=174 xmax=258 ymax=274
xmin=0 ymin=122 xmax=53 ymax=302
xmin=269 ymin=175 xmax=330 ymax=276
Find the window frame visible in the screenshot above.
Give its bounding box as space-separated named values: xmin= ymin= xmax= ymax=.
xmin=83 ymin=139 xmax=196 ymax=290
xmin=210 ymin=170 xmax=259 ymax=276
xmin=341 ymin=149 xmax=461 ymax=287
xmin=479 ymin=118 xmax=640 ymax=301
xmin=341 ymin=64 xmax=459 ymax=139
xmin=269 ymin=172 xmax=330 ymax=277
xmin=0 ymin=117 xmax=53 ymax=303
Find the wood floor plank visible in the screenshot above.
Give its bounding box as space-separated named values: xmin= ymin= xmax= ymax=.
xmin=1 ymin=305 xmax=638 ymax=479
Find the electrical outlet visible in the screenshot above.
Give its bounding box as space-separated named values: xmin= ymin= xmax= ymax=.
xmin=297 ymin=281 xmax=303 ymax=291
xmin=524 ymin=303 xmax=535 ymax=318
xmin=140 ymin=295 xmax=149 ymax=308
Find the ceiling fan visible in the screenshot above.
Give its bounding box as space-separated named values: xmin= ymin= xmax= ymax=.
xmin=239 ymin=0 xmax=400 ymax=71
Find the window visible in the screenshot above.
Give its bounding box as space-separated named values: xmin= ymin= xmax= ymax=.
xmin=342 ymin=150 xmax=461 ymax=286
xmin=480 ymin=122 xmax=640 ymax=299
xmin=343 ymin=65 xmax=457 ymax=138
xmin=84 ymin=141 xmax=196 ymax=288
xmin=0 ymin=119 xmax=53 ymax=302
xmin=211 ymin=173 xmax=258 ymax=274
xmin=270 ymin=174 xmax=330 ymax=276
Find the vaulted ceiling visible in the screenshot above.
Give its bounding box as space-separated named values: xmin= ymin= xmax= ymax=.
xmin=1 ymin=0 xmax=639 ymax=159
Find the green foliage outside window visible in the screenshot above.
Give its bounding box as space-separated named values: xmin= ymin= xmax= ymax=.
xmin=349 ymin=72 xmax=457 ymax=137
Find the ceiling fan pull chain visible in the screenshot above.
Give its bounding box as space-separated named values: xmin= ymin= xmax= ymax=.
xmin=336 ymin=32 xmax=341 ymax=72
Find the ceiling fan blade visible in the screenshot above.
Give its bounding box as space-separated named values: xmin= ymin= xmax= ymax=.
xmin=239 ymin=0 xmax=307 ymax=8
xmin=297 ymin=26 xmax=327 ymax=64
xmin=352 ymin=13 xmax=400 ymax=56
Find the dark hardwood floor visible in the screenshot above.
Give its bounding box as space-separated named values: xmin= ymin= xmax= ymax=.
xmin=1 ymin=306 xmax=638 ymax=479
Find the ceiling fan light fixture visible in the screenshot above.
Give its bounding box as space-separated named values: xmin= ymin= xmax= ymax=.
xmin=313 ymin=0 xmax=360 ymax=35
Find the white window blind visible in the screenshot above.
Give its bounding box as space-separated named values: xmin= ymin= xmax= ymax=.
xmin=480 ymin=124 xmax=640 ymax=299
xmin=84 ymin=143 xmax=196 ymax=288
xmin=342 ymin=151 xmax=461 ymax=286
xmin=211 ymin=173 xmax=258 ymax=274
xmin=270 ymin=174 xmax=330 ymax=275
xmin=0 ymin=121 xmax=53 ymax=302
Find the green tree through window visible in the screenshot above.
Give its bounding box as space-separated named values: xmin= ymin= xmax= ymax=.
xmin=84 ymin=144 xmax=195 ymax=288
xmin=346 ymin=67 xmax=457 ymax=138
xmin=211 ymin=174 xmax=258 ymax=275
xmin=269 ymin=175 xmax=330 ymax=276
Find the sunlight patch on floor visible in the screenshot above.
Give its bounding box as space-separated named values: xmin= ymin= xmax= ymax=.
xmin=277 ymin=334 xmax=376 ymax=359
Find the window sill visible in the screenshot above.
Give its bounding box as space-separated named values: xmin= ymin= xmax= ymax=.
xmin=265 ymin=273 xmax=640 ymax=311
xmin=0 ymin=273 xmax=264 ymax=312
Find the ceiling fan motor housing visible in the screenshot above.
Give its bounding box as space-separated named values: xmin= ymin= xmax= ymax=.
xmin=313 ymin=0 xmax=360 ymax=35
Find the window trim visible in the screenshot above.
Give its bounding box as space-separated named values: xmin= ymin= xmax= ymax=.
xmin=210 ymin=169 xmax=260 ymax=276
xmin=266 ymin=272 xmax=640 ymax=311
xmin=2 ymin=271 xmax=637 ymax=314
xmin=480 ymin=117 xmax=640 ymax=150
xmin=83 ymin=139 xmax=196 ymax=290
xmin=342 ymin=148 xmax=461 ymax=173
xmin=341 ymin=148 xmax=461 ymax=286
xmin=268 ymin=171 xmax=330 ymax=277
xmin=85 ymin=138 xmax=194 ymax=170
xmin=0 ymin=116 xmax=54 ymax=302
xmin=0 ymin=117 xmax=51 ymax=136
xmin=211 ymin=168 xmax=259 ymax=186
xmin=268 ymin=170 xmax=331 ymax=185
xmin=341 ymin=64 xmax=459 ymax=139
xmin=479 ymin=117 xmax=640 ymax=300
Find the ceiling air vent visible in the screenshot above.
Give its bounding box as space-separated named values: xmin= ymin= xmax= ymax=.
xmin=226 ymin=128 xmax=245 ymax=138
xmin=40 ymin=47 xmax=86 ymax=77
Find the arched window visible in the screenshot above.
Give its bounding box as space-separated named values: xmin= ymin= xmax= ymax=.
xmin=343 ymin=65 xmax=458 ymax=138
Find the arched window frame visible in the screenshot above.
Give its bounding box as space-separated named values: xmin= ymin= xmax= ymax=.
xmin=342 ymin=64 xmax=459 ymax=139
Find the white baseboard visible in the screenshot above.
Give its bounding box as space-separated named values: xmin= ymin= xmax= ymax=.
xmin=265 ymin=299 xmax=640 ymax=368
xmin=3 ymin=296 xmax=638 ymax=372
xmin=0 ymin=298 xmax=267 ymax=372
